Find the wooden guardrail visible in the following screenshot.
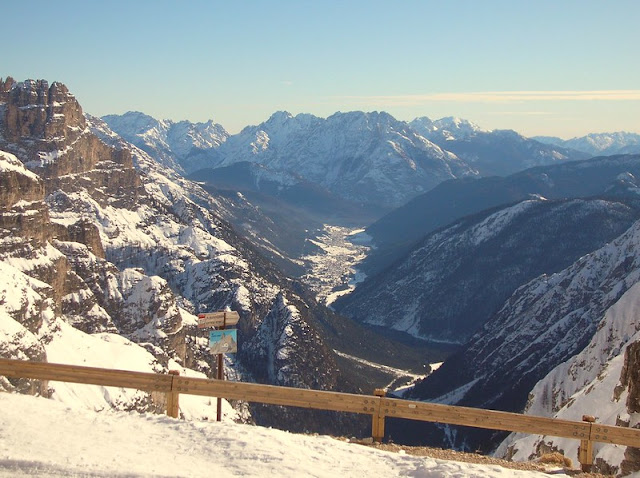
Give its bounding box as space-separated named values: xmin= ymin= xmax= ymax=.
xmin=1 ymin=358 xmax=638 ymax=471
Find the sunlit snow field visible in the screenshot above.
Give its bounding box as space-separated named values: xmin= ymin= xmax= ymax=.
xmin=0 ymin=393 xmax=570 ymax=478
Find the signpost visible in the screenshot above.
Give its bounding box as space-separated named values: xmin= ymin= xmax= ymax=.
xmin=197 ymin=310 xmax=239 ymax=422
xmin=197 ymin=311 xmax=239 ymax=329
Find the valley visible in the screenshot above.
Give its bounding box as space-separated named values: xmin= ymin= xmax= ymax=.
xmin=299 ymin=225 xmax=371 ymax=307
xmin=2 ymin=76 xmax=640 ymax=475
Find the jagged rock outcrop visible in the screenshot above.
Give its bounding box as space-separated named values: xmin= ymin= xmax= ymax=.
xmin=618 ymin=341 xmax=640 ymax=476
xmin=2 ymin=79 xmax=84 ymax=143
xmin=0 ymin=78 xmax=143 ymax=207
xmin=0 ymin=151 xmax=45 ymax=207
xmin=620 ymin=341 xmax=640 ymax=413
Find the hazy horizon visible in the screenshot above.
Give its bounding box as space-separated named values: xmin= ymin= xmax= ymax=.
xmin=3 ymin=0 xmax=639 ymax=138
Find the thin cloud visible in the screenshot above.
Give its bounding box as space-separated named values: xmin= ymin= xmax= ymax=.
xmin=336 ymin=90 xmax=640 ymax=106
xmin=485 ymin=111 xmax=556 ymax=116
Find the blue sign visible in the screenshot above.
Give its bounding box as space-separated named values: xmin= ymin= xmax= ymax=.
xmin=209 ymin=329 xmax=237 ymax=354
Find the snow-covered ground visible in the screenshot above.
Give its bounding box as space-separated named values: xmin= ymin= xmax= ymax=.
xmin=300 ymin=226 xmax=370 ymax=306
xmin=0 ymin=392 xmax=568 ymax=478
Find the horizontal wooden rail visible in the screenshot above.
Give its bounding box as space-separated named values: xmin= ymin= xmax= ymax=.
xmin=377 ymin=397 xmax=592 ymax=442
xmin=2 ymin=357 xmax=639 ymax=468
xmin=172 ymin=376 xmax=376 ymax=414
xmin=0 ymin=357 xmax=172 ymax=392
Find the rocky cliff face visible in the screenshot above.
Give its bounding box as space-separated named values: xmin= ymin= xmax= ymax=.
xmin=619 ymin=341 xmax=640 ymax=413
xmin=494 ymin=278 xmax=640 ymax=475
xmin=0 ymin=79 xmax=361 ymax=433
xmin=0 ymin=77 xmax=142 ymax=206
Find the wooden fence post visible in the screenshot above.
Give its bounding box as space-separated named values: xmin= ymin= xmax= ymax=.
xmin=166 ymin=370 xmax=180 ymax=419
xmin=372 ymin=388 xmax=386 ymax=443
xmin=578 ymin=414 xmax=596 ymax=472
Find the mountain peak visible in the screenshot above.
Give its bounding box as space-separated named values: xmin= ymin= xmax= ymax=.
xmin=102 ymin=111 xmax=160 ymax=135
xmin=433 ymin=116 xmax=486 ymax=134
xmin=266 ymin=111 xmax=294 ymax=124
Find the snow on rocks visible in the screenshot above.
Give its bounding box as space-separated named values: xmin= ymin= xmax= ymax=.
xmin=497 ymin=280 xmax=640 ymax=474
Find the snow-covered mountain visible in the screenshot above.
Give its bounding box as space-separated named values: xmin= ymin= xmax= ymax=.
xmin=496 ymin=280 xmax=640 ymax=475
xmin=411 ymin=117 xmax=588 ymax=177
xmin=410 ymin=116 xmax=488 ymax=139
xmin=102 ymin=111 xmax=228 ymax=173
xmin=103 ymin=111 xmax=590 ymax=228
xmin=534 ymin=132 xmax=640 ymax=156
xmin=335 ymin=196 xmax=640 ymax=343
xmin=198 ymin=110 xmax=476 ymax=210
xmin=0 ymin=77 xmax=388 ymax=435
xmin=403 ymin=217 xmax=640 ymax=473
xmin=362 ymin=154 xmax=640 ymax=276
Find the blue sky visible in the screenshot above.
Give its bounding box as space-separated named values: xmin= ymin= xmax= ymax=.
xmin=3 ymin=0 xmax=639 ymax=137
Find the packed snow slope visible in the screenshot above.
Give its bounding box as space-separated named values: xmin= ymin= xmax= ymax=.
xmin=0 ymin=393 xmax=568 ymax=478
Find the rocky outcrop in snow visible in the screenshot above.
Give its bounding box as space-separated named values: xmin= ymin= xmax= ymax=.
xmin=496 ymin=279 xmax=640 ymax=475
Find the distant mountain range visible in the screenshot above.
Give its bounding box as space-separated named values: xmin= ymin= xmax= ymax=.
xmin=103 ymin=111 xmax=592 ymax=222
xmin=411 ymin=117 xmax=589 ymax=176
xmin=362 ymin=154 xmax=640 ymax=275
xmin=534 ymin=132 xmax=640 ymax=156
xmin=101 ymin=111 xmax=228 ymax=174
